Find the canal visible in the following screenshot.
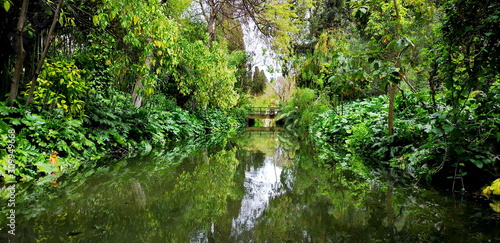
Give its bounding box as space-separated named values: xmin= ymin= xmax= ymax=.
xmin=4 ymin=131 xmax=500 ymax=242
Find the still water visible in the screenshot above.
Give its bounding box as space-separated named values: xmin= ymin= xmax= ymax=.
xmin=4 ymin=132 xmax=500 ymax=242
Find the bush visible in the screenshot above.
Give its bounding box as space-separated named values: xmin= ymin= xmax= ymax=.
xmin=278 ymin=88 xmax=331 ymax=133
xmin=0 ymin=92 xmax=246 ymax=184
xmin=311 ymin=90 xmax=500 ymax=183
xmin=311 ymin=94 xmax=444 ymax=180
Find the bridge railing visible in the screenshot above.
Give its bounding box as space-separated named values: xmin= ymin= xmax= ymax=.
xmin=248 ymin=107 xmax=281 ymax=116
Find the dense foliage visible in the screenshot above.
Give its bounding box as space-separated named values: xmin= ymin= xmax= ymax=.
xmin=1 ymin=0 xmax=499 ymax=189
xmin=0 ymin=0 xmax=299 ymax=184
xmin=279 ymin=0 xmax=500 ymax=187
xmin=1 ymin=2 xmax=500 ymax=241
xmin=0 ymin=94 xmax=244 ymax=182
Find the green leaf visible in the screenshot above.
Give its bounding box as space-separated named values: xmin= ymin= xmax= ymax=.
xmin=34 ymin=162 xmax=58 ymax=174
xmin=471 ymin=159 xmax=483 ymax=169
xmin=0 ymin=105 xmax=11 ymax=115
xmin=431 ymin=127 xmax=444 ymax=136
xmin=65 ymin=119 xmax=83 ymax=127
xmin=443 ymin=125 xmax=454 ymax=134
xmin=387 ymin=40 xmax=397 ymax=50
xmin=36 ymin=174 xmax=59 ymax=186
xmin=4 ymin=0 xmax=11 ymax=12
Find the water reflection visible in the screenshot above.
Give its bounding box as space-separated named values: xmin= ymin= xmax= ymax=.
xmin=231 ymin=156 xmax=284 ymax=238
xmin=2 ymin=132 xmax=499 ymax=242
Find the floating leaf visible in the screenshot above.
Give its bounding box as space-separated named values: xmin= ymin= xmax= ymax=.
xmin=482 ymin=178 xmax=500 ymax=198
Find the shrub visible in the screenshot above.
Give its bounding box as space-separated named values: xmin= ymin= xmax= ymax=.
xmin=278 ymin=88 xmax=331 ymax=132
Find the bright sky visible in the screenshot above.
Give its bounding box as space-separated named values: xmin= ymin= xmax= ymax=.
xmin=241 ymin=18 xmax=283 ymax=82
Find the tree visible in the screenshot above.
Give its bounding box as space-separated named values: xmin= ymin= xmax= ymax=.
xmin=387 ymin=0 xmax=402 ymax=136
xmin=197 ymin=0 xmax=311 ymax=55
xmin=175 ymin=40 xmax=239 ymax=110
xmin=3 ymin=0 xmax=98 ymax=107
xmin=8 ymin=0 xmax=29 ymax=106
xmin=309 ymin=0 xmax=350 ymax=37
xmin=430 ymin=0 xmax=500 ymax=174
xmin=352 ymin=0 xmax=436 ymax=135
xmin=251 ymin=66 xmax=267 ymax=95
xmin=92 ymin=0 xmax=181 ymax=108
xmin=438 ymin=0 xmax=500 ymax=111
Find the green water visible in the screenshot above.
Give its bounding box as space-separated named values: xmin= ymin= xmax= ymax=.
xmin=2 ymin=132 xmax=500 ymax=242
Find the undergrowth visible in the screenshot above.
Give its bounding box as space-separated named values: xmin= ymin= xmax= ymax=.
xmin=0 ymin=92 xmax=245 ymax=184
xmin=311 ymin=92 xmax=500 ymax=188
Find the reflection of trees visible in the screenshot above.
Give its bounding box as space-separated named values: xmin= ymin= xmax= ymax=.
xmin=4 ymin=132 xmax=498 ymax=242
xmin=253 ymin=138 xmax=497 ymax=242
xmin=169 ymin=149 xmax=240 ymax=227
xmin=237 ymin=150 xmax=266 ymax=171
xmin=4 ymin=140 xmax=243 ymax=242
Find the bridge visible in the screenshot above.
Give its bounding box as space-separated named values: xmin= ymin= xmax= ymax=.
xmin=247 ymin=107 xmax=281 ymax=119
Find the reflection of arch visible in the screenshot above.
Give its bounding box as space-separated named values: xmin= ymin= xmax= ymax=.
xmin=247 ymin=118 xmax=256 ymax=127
xmin=245 ymin=127 xmax=284 ymax=133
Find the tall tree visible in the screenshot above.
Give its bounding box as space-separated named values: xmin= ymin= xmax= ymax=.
xmin=387 ymin=0 xmax=402 ymax=136
xmin=8 ymin=0 xmax=29 ymax=106
xmin=197 ymin=0 xmax=309 ymax=54
xmin=251 ymin=66 xmax=267 ymax=95
xmin=92 ymin=0 xmax=181 ymax=108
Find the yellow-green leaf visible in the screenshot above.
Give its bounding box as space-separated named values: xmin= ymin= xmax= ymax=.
xmin=489 ymin=200 xmax=500 ymax=213
xmin=92 ymin=15 xmax=99 ymax=26
xmin=482 ymin=186 xmax=491 ymax=198
xmin=491 ymin=178 xmax=500 ymax=195
xmin=4 ymin=0 xmax=11 ymax=12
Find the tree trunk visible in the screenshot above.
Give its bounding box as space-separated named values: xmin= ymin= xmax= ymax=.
xmin=131 ymin=52 xmax=153 ymax=108
xmin=207 ymin=9 xmax=217 ymax=46
xmin=388 ymin=83 xmax=396 ymax=136
xmin=25 ymin=0 xmax=64 ymax=106
xmin=388 ymin=0 xmax=402 ymax=136
xmin=8 ymin=0 xmax=30 ymax=106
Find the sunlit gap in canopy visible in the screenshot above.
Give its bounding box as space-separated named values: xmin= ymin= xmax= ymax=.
xmin=240 ymin=17 xmax=283 ymax=83
xmin=184 ymin=1 xmax=283 ymax=83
